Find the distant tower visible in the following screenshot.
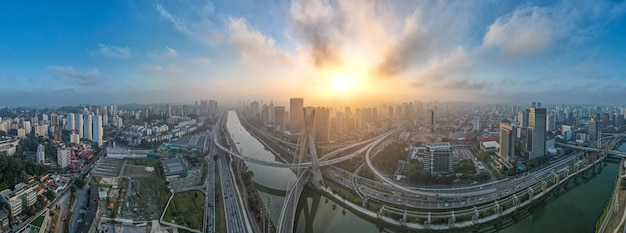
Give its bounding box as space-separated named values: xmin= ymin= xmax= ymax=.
xmin=289 ymin=98 xmax=304 ymax=133
xmin=430 ymin=110 xmax=435 ymax=133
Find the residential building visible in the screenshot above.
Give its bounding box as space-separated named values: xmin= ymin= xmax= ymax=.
xmin=57 ymin=147 xmax=71 ymax=169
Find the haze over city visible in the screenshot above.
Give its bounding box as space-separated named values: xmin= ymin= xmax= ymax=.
xmin=1 ymin=0 xmax=626 ymax=106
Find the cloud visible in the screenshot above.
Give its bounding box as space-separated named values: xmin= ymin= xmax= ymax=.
xmin=155 ymin=3 xmax=192 ymax=35
xmin=89 ymin=44 xmax=132 ymax=59
xmin=46 ymin=66 xmax=100 ymax=85
xmin=289 ymin=0 xmax=343 ymax=67
xmin=148 ymin=47 xmax=178 ymax=59
xmin=374 ymin=2 xmax=475 ymax=77
xmin=155 ymin=2 xmax=222 ymax=45
xmin=483 ymin=6 xmax=553 ymax=59
xmin=440 ymin=79 xmax=487 ymax=90
xmin=227 ymin=17 xmax=291 ymax=64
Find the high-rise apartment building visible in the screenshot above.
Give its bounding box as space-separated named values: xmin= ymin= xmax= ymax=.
xmin=93 ymin=115 xmax=103 ymax=146
xmin=83 ymin=114 xmax=93 ymax=140
xmin=75 ymin=113 xmax=84 ymax=138
xmin=65 ymin=113 xmax=76 ymax=130
xmin=289 ymin=98 xmax=304 ymax=133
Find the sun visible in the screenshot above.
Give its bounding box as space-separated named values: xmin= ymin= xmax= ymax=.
xmin=331 ymin=75 xmax=351 ymax=92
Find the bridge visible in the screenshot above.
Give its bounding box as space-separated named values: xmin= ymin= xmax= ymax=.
xmin=556 ymin=142 xmax=626 ymax=157
xmin=215 ymin=108 xmax=626 ymax=232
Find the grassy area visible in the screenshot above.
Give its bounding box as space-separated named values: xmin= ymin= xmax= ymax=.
xmin=143 ymin=175 xmax=170 ymax=210
xmin=162 ymin=190 xmax=206 ymax=230
xmin=131 ymin=158 xmax=160 ymax=167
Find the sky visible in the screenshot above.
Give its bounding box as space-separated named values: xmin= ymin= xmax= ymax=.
xmin=1 ymin=0 xmax=626 ymax=106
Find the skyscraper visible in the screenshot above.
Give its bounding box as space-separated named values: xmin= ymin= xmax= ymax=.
xmin=274 ymin=106 xmax=286 ymax=132
xmin=93 ymin=115 xmax=103 ymax=146
xmin=517 ymin=110 xmax=529 ymax=128
xmin=528 ymin=106 xmax=547 ymax=160
xmin=289 ymin=98 xmax=304 ymax=133
xmin=84 ymin=114 xmax=93 ymax=140
xmin=268 ymin=103 xmax=275 ymax=124
xmin=315 ymin=107 xmax=331 ymax=142
xmin=75 ymin=113 xmax=84 ymax=139
xmin=588 ymin=118 xmax=600 ymax=142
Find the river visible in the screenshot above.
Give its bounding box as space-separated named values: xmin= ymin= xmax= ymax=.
xmin=225 ymin=110 xmax=623 ymax=233
xmin=225 ymin=111 xmax=380 ymax=233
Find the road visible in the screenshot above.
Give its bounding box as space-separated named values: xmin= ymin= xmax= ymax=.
xmin=54 ymin=192 xmax=71 ymax=233
xmin=204 ymin=134 xmax=217 ymax=233
xmin=217 ymin=155 xmax=246 ymax=233
xmin=69 ymin=184 xmax=91 ymax=233
xmin=213 ymin=114 xmax=247 ymax=233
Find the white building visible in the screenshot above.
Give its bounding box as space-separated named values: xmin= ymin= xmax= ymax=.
xmin=66 ymin=113 xmax=75 ymax=131
xmin=75 ymin=113 xmax=84 ymax=138
xmin=115 ymin=117 xmax=123 ymax=128
xmin=83 ymin=114 xmax=93 ymax=141
xmin=93 ymin=115 xmax=103 ymax=146
xmin=70 ymin=131 xmax=80 ymax=144
xmin=36 ymin=144 xmax=45 ymax=164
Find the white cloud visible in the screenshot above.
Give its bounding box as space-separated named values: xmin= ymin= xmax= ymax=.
xmin=148 ymin=47 xmax=178 ymax=59
xmin=483 ymin=6 xmax=553 ymax=59
xmin=227 ymin=17 xmax=291 ymax=65
xmin=46 ymin=66 xmax=100 ymax=85
xmin=89 ymin=44 xmax=132 ymax=59
xmin=155 ymin=3 xmax=192 ymax=35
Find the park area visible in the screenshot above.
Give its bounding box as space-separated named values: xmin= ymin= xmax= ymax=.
xmin=162 ymin=190 xmax=206 ymax=230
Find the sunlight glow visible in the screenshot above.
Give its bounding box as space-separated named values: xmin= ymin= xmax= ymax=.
xmin=331 ymin=75 xmax=351 ymax=92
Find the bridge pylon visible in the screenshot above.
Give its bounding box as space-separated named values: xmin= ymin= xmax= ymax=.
xmin=296 ymin=108 xmax=325 ymax=189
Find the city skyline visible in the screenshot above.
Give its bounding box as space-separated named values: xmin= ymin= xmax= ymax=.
xmin=1 ymin=0 xmax=626 ymax=106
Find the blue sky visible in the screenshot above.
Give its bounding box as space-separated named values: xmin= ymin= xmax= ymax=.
xmin=1 ymin=0 xmax=625 ymax=106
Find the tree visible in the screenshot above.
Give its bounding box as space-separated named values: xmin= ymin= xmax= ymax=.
xmin=75 ymin=179 xmax=85 ymax=189
xmin=70 ymin=185 xmax=77 ymax=193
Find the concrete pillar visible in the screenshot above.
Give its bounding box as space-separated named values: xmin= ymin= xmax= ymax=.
xmin=513 ymin=194 xmax=519 ymax=209
xmin=449 ymin=211 xmax=456 ymax=228
xmin=542 ymin=181 xmax=548 ymax=193
xmin=426 ymin=212 xmax=431 ymax=229
xmin=495 ymin=202 xmax=502 ymax=217
xmin=401 ymin=211 xmax=407 ymax=226
xmin=528 ymin=187 xmax=534 ymax=200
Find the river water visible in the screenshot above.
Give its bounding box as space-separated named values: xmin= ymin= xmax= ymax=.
xmin=225 ymin=110 xmax=623 ymax=233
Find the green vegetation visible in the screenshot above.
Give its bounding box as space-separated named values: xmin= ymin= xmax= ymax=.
xmin=163 ymin=190 xmax=205 ymax=230
xmin=373 ymin=142 xmax=407 ymax=173
xmin=31 ymin=214 xmax=45 ymax=227
xmin=74 ymin=179 xmax=86 ymax=189
xmin=132 ymin=158 xmax=160 ymax=167
xmin=0 ymin=155 xmax=49 ymax=190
